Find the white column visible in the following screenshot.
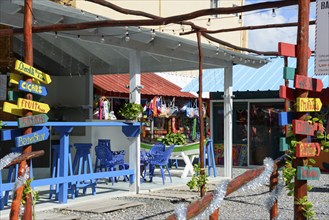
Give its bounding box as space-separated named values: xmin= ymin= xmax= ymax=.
xmin=129 ymin=50 xmax=141 ymax=193
xmin=86 ymin=68 xmax=93 ymax=120
xmin=224 ymin=64 xmax=233 ymax=179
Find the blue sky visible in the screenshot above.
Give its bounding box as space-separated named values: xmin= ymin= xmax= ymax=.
xmin=244 ymin=0 xmax=316 ymax=51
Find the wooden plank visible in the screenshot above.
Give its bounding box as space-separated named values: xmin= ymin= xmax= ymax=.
xmin=292 ymin=120 xmax=316 ymax=136
xmin=278 ymin=112 xmax=293 ymax=126
xmin=278 ymin=42 xmax=312 ymax=58
xmin=9 ymin=72 xmax=40 ymax=85
xmin=279 ymin=85 xmax=294 ymax=101
xmin=296 ymin=97 xmax=322 ymax=112
xmin=280 ymin=137 xmax=289 ymax=151
xmin=18 ymin=114 xmax=49 ymax=128
xmin=296 ymin=142 xmax=321 ymax=157
xmin=15 ymin=126 xmax=49 ymax=147
xmin=15 ymin=60 xmax=52 ymax=84
xmin=17 ymin=98 xmax=50 ymax=113
xmin=18 ymin=80 xmax=48 ymax=96
xmin=294 ymin=75 xmax=323 ymax=92
xmin=297 ymin=166 xmax=320 ymax=180
xmin=3 ymin=101 xmax=23 ymax=116
xmin=35 ymin=212 xmax=81 ymax=220
xmin=309 ymin=88 xmax=329 ymax=105
xmin=283 ymin=66 xmax=295 ymax=80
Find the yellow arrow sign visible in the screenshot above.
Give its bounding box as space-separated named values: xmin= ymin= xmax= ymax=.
xmin=17 ymin=98 xmax=50 ymax=113
xmin=3 ymin=102 xmax=23 ymax=116
xmin=10 ymin=73 xmax=40 ymax=85
xmin=296 ymin=98 xmax=322 ymax=112
xmin=15 ymin=60 xmax=51 ymax=84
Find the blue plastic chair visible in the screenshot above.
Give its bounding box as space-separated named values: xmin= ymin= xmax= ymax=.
xmin=148 ymin=144 xmax=175 ymax=185
xmin=94 ymin=144 xmax=128 ymax=185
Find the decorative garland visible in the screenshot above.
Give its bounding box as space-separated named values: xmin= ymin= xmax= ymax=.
xmin=0 ymin=152 xmax=22 ymax=170
xmin=175 ymin=157 xmax=277 ymax=219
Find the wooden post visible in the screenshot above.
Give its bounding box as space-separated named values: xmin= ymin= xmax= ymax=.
xmin=269 ymin=169 xmax=278 ymax=218
xmin=294 ymin=1 xmax=310 ymax=219
xmin=196 ymin=31 xmax=205 ymax=197
xmin=10 ymin=0 xmax=33 ymax=219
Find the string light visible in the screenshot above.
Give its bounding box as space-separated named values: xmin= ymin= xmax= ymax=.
xmin=206 ymin=18 xmax=211 ymax=26
xmin=125 ymin=31 xmax=130 ymax=42
xmin=95 ymin=15 xmax=99 ymax=20
xmin=55 ymin=32 xmax=58 ymax=39
xmin=180 ymin=23 xmax=185 ymax=32
xmin=151 ymin=29 xmax=156 ymax=40
xmin=81 ymin=10 xmax=85 ymax=15
xmin=33 ymin=19 xmax=38 ymax=25
xmin=77 ymin=35 xmax=81 ymax=40
xmin=272 ymin=8 xmax=276 ymax=17
xmin=100 ymin=35 xmax=105 ymax=43
xmin=216 ymin=47 xmax=219 ymax=55
xmin=238 ymin=14 xmax=242 ymax=24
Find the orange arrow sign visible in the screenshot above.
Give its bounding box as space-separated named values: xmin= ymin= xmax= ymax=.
xmin=296 ymin=98 xmax=322 ymax=112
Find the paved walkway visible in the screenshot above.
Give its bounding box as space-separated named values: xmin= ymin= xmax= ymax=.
xmin=0 ymin=167 xmax=229 ymax=219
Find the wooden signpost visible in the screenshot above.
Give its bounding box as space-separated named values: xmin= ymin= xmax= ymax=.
xmin=292 ymin=120 xmax=316 ymax=136
xmin=294 ymin=75 xmax=323 ymax=92
xmin=280 ymin=137 xmax=290 ymax=151
xmin=296 ymin=142 xmax=321 ymax=157
xmin=9 ymin=72 xmax=40 ymax=85
xmin=278 ymin=42 xmax=312 ymax=58
xmin=279 ymin=85 xmax=295 ymax=101
xmin=296 ymin=97 xmax=322 ymax=112
xmin=15 ymin=60 xmax=52 ymax=84
xmin=297 ymin=166 xmax=321 ymax=180
xmin=18 ymin=114 xmax=49 ymax=128
xmin=15 ymin=126 xmax=49 ymax=148
xmin=283 ymin=66 xmax=296 ymax=80
xmin=17 ymin=98 xmax=50 ymax=113
xmin=3 ymin=102 xmax=23 ymax=116
xmin=18 ymin=80 xmax=48 ymax=96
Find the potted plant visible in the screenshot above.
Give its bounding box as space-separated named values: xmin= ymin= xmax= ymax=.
xmin=161 ymin=132 xmax=187 ymax=146
xmin=119 ymin=102 xmax=143 ymax=121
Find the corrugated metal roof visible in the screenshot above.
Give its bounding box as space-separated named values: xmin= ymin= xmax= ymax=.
xmin=182 ymin=57 xmax=329 ymax=92
xmin=94 ymin=73 xmax=196 ymax=98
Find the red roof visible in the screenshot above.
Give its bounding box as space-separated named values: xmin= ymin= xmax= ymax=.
xmin=93 ymin=73 xmax=196 ymax=98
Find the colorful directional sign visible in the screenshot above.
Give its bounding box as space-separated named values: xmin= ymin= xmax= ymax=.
xmin=15 ymin=60 xmax=52 ymax=84
xmin=3 ymin=102 xmax=23 ymax=116
xmin=283 ymin=67 xmax=295 ymax=80
xmin=9 ymin=73 xmax=40 ymax=85
xmin=280 ymin=137 xmax=289 ymax=151
xmin=1 ymin=126 xmax=41 ymax=141
xmin=17 ymin=98 xmax=50 ymax=113
xmin=18 ymin=80 xmax=47 ymax=96
xmin=278 ymin=112 xmax=293 ymax=126
xmin=296 ymin=97 xmax=322 ymax=112
xmin=297 ymin=166 xmax=320 ymax=180
xmin=279 ymin=85 xmax=295 ymax=101
xmin=15 ymin=126 xmax=49 ymax=147
xmin=18 ymin=114 xmax=49 ymax=128
xmin=296 ymin=142 xmax=321 ymax=157
xmin=294 ymin=75 xmax=323 ymax=92
xmin=278 ymin=42 xmax=312 ymax=58
xmin=292 ymin=120 xmax=316 ymax=136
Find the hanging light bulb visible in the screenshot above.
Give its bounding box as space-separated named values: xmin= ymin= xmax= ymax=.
xmin=206 ymin=18 xmax=211 ymax=26
xmin=272 ymin=8 xmax=276 ymax=17
xmin=95 ymin=16 xmax=99 ymax=20
xmin=125 ymin=32 xmax=130 ymax=42
xmin=55 ymin=32 xmax=58 ymax=39
xmin=81 ymin=10 xmax=85 ymax=15
xmin=100 ymin=35 xmax=105 ymax=43
xmin=77 ymin=35 xmax=81 ymax=40
xmin=151 ymin=29 xmax=156 ymax=40
xmin=238 ymin=14 xmax=242 ymax=24
xmin=181 ymin=23 xmax=185 ymax=32
xmin=33 ymin=19 xmax=38 ymax=25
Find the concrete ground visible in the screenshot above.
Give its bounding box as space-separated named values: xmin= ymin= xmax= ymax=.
xmin=0 ymin=166 xmax=229 ymax=219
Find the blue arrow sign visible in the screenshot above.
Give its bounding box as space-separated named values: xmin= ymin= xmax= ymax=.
xmin=18 ymin=80 xmax=48 ymax=96
xmin=1 ymin=127 xmax=42 ymax=141
xmin=15 ymin=126 xmax=49 ymax=147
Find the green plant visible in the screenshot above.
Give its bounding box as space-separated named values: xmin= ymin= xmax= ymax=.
xmin=119 ymin=103 xmax=143 ymax=120
xmin=186 ymin=163 xmax=208 ymax=192
xmin=295 ymin=196 xmax=317 ymax=220
xmin=161 ymin=132 xmax=186 ymax=146
xmin=22 ymin=178 xmax=39 ymax=220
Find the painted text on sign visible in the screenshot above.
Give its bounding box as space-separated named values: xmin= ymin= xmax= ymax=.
xmin=17 ymin=98 xmax=50 ymax=113
xmin=296 ymin=98 xmax=322 ymax=112
xmin=296 ymin=142 xmax=321 ymax=157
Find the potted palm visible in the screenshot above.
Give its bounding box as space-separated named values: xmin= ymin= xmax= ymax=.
xmin=119 ymin=103 xmax=143 ymax=122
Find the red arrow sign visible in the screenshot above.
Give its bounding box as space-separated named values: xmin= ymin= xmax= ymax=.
xmin=294 ymin=75 xmax=323 ymax=92
xmin=296 ymin=142 xmax=321 ymax=157
xmin=279 ymin=85 xmax=295 ymax=101
xmin=292 ymin=120 xmax=316 ymax=136
xmin=278 ymin=42 xmax=312 ymax=58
